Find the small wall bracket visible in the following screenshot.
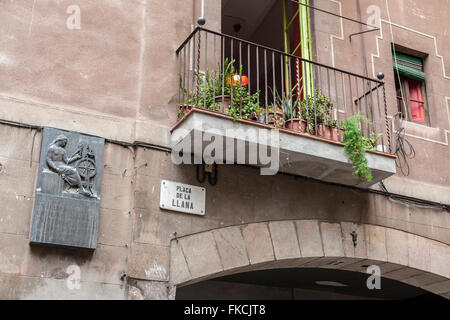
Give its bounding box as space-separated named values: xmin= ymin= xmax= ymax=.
xmin=350 ymin=231 xmax=358 ymax=247
xmin=349 ymin=28 xmax=380 ymax=41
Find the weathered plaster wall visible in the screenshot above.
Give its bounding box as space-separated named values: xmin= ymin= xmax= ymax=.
xmin=0 ymin=0 xmax=143 ymax=118
xmin=0 ymin=0 xmax=194 ymax=144
xmin=0 ymin=0 xmax=448 ymax=299
xmin=1 ymin=123 xmax=448 ymax=299
xmin=0 ymin=125 xmax=133 ymax=299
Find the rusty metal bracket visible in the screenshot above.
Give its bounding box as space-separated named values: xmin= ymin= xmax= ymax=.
xmin=349 ymin=28 xmax=380 ymax=41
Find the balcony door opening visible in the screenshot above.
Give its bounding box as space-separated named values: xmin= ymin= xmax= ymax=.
xmin=220 ymin=0 xmax=312 ymax=114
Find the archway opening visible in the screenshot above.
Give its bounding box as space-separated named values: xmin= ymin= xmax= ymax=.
xmin=176 ymin=268 xmax=445 ymax=300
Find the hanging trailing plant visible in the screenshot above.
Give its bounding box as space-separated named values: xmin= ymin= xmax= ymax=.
xmin=342 ymin=114 xmax=373 ymax=182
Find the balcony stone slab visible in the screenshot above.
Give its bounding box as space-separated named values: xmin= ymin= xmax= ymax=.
xmin=171 ymin=109 xmax=396 ymax=188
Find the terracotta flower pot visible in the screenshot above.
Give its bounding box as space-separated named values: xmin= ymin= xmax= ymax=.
xmin=267 ymin=108 xmax=284 ymax=125
xmin=334 ymin=127 xmax=345 ymax=142
xmin=316 ymin=124 xmax=326 ymax=138
xmin=214 ymin=95 xmax=231 ymax=112
xmin=284 ymin=119 xmax=307 ymax=132
xmin=177 ymin=104 xmax=193 ymax=119
xmin=317 ymin=124 xmax=345 ymax=142
xmin=178 ymin=104 xmax=193 ymax=111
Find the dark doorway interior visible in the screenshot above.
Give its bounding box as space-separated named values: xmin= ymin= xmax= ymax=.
xmin=176 ymin=268 xmax=444 ymax=300
xmin=222 ymin=0 xmax=283 ymax=49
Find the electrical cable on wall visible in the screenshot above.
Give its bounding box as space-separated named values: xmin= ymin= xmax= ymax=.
xmin=393 ymin=123 xmax=416 ymax=176
xmin=385 ymin=0 xmax=415 ymax=176
xmin=386 ymin=0 xmax=408 ymax=119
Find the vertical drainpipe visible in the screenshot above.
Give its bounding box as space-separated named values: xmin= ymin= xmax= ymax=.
xmin=356 ymin=0 xmax=369 ymax=77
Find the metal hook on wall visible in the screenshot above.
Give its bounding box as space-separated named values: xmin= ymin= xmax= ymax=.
xmin=196 ymin=162 xmax=218 ymax=186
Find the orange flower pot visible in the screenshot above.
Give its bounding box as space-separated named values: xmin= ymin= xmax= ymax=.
xmin=285 ymin=119 xmax=307 ymax=132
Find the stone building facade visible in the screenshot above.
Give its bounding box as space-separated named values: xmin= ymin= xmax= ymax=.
xmin=0 ymin=0 xmax=448 ymax=299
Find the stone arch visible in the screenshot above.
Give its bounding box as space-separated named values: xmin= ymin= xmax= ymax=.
xmin=170 ymin=220 xmax=450 ymax=298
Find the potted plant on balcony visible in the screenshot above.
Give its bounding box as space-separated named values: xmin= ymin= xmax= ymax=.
xmin=270 ymin=89 xmax=306 ymax=132
xmin=225 ymin=84 xmax=261 ymax=121
xmin=266 ymin=107 xmax=283 ymax=126
xmin=187 ymin=68 xmax=223 ymax=112
xmin=321 ymin=118 xmax=346 ymax=142
xmin=177 ymin=58 xmax=263 ymax=123
xmin=299 ymin=90 xmax=333 ymax=135
xmin=212 ymin=57 xmax=239 ymax=112
xmin=173 ymin=75 xmax=193 ymax=119
xmin=364 ymin=132 xmax=383 ymax=151
xmin=214 ymin=58 xmax=255 ymax=114
xmin=250 ymin=107 xmax=266 ymax=124
xmin=174 ymin=70 xmax=220 ymax=118
xmin=207 ymin=59 xmax=261 ymax=121
xmin=176 ymin=58 xmax=233 ymax=114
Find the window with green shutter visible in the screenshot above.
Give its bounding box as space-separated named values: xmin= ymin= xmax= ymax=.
xmin=393 ymin=51 xmax=428 ymax=124
xmin=393 ymin=52 xmax=426 ymax=81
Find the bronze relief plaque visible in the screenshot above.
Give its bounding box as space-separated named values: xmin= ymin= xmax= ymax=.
xmin=30 ymin=128 xmax=104 ymax=249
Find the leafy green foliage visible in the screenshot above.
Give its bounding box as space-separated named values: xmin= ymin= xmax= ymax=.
xmin=269 ymin=88 xmax=300 ymax=120
xmin=298 ymin=90 xmax=334 ymax=133
xmin=299 ymin=90 xmax=333 ymax=123
xmin=342 ymin=114 xmax=373 ymax=182
xmin=363 ymin=132 xmax=383 ymax=151
xmin=184 ymin=58 xmax=261 ymax=120
xmin=226 ymin=83 xmax=261 ymax=120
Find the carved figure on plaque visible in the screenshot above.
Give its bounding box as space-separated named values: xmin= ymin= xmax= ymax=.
xmin=46 ymin=135 xmax=98 ymax=198
xmin=31 ymin=128 xmax=104 ymax=249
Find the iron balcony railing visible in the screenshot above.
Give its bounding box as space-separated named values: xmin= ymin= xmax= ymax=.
xmin=176 ymin=27 xmax=392 ymax=153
